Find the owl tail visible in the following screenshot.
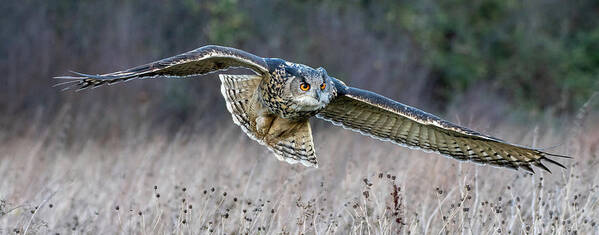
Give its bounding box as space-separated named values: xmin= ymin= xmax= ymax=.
xmin=265 ymin=120 xmax=318 ymax=168
xmin=219 ymin=74 xmax=318 ymax=168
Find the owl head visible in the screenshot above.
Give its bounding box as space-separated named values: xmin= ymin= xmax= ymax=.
xmin=263 ymin=59 xmax=337 ymax=119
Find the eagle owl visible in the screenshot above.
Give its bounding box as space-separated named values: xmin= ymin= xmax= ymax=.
xmin=56 ymin=45 xmax=568 ymax=173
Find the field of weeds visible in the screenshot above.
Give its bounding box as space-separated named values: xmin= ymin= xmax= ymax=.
xmin=1 ymin=103 xmax=598 ymax=234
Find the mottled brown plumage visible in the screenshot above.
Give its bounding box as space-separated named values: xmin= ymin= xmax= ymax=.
xmin=55 ymin=45 xmax=568 ymax=173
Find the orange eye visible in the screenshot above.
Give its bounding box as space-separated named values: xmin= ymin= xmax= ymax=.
xmin=300 ymin=82 xmax=310 ymax=91
xmin=320 ymin=83 xmax=326 ymax=90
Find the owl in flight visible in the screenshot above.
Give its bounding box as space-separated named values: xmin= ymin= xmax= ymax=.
xmin=56 ymin=45 xmax=568 ymax=173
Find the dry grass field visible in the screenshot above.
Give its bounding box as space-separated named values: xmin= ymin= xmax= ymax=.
xmin=1 ymin=100 xmax=598 ymax=234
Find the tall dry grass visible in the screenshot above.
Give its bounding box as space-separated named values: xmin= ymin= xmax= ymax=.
xmin=1 ymin=100 xmax=598 ymax=234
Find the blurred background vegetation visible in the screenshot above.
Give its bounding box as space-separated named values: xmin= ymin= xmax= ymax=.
xmin=1 ymin=0 xmax=598 ymax=132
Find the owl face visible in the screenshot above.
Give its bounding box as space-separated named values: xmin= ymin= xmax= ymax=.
xmin=261 ymin=59 xmax=337 ymax=119
xmin=287 ymin=66 xmax=333 ymax=111
xmin=283 ymin=64 xmax=335 ymax=113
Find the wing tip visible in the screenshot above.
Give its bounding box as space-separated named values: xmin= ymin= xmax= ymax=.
xmin=540 ymin=156 xmax=567 ymax=169
xmin=543 ymin=152 xmax=571 ymax=159
xmin=522 ymin=154 xmax=568 ymax=174
xmin=533 ymin=149 xmax=569 ymax=173
xmin=534 ymin=161 xmax=552 ymax=173
xmin=520 ymin=164 xmax=536 ymax=174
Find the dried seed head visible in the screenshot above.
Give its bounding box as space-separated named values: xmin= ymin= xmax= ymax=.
xmin=435 ymin=188 xmax=443 ymax=195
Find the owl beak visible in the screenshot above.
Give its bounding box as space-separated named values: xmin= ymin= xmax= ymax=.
xmin=313 ymin=91 xmax=321 ymax=101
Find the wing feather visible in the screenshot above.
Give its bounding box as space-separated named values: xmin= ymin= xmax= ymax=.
xmin=55 ymin=45 xmax=268 ymax=90
xmin=317 ymin=78 xmax=568 ymax=173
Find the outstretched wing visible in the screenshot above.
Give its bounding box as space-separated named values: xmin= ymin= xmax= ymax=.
xmin=317 ymin=78 xmax=568 ymax=173
xmin=54 ymin=45 xmax=269 ymax=90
